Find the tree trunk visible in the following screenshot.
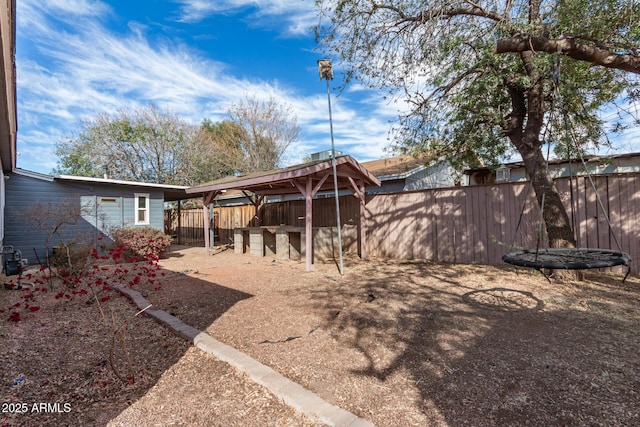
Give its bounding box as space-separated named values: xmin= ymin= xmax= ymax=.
xmin=505 ymin=53 xmax=577 ymax=250
xmin=519 ymin=144 xmax=576 ymax=249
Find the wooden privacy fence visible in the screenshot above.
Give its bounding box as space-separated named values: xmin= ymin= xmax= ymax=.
xmin=188 ymin=173 xmax=640 ymax=274
xmin=365 ymin=173 xmax=640 ymax=273
xmin=164 ymin=208 xmax=207 ymax=245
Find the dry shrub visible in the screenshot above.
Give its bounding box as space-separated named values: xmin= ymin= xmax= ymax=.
xmin=110 ymin=227 xmax=172 ymax=260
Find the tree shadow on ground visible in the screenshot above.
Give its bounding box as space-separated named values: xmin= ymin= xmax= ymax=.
xmin=135 ymin=269 xmax=254 ymax=331
xmin=0 ymin=264 xmax=252 ymax=427
xmin=308 ymin=260 xmax=640 ymax=426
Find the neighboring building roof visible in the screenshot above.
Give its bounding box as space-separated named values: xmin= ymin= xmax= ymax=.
xmin=0 ymin=0 xmax=17 ymax=172
xmin=13 ymin=168 xmax=190 ymax=201
xmin=464 ymin=152 xmax=640 ymax=175
xmin=211 ymin=154 xmax=433 ymax=202
xmin=360 ymin=155 xmax=426 ymax=180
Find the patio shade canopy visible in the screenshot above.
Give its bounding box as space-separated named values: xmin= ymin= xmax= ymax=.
xmin=185 ymin=155 xmax=381 ymax=271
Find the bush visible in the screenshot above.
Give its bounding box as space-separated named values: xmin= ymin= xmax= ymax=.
xmin=110 ymin=227 xmax=172 ymax=260
xmin=51 ymin=243 xmax=91 ymax=278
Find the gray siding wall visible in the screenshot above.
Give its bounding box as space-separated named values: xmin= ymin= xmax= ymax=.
xmin=4 ymin=173 xmax=165 ymax=264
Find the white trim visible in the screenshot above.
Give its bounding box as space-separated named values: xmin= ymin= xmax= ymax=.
xmin=56 ymin=174 xmax=188 ymax=190
xmin=134 ymin=193 xmax=150 ymax=225
xmin=13 ymin=168 xmax=188 ymax=189
xmin=13 ymin=168 xmax=55 ymax=182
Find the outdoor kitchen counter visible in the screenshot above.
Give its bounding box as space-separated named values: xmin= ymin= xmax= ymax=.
xmin=233 ymin=226 xmax=337 ymax=261
xmin=233 ymin=226 xmax=304 ymax=259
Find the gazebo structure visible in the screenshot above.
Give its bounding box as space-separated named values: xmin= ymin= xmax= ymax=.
xmin=185 ymin=155 xmax=381 ymax=271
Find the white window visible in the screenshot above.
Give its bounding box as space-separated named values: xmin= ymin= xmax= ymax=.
xmin=495 ymin=165 xmax=511 ymax=183
xmin=134 ymin=193 xmax=150 ymax=225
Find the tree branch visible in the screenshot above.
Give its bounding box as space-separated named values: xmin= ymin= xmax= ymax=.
xmin=496 ymin=35 xmax=640 ymax=74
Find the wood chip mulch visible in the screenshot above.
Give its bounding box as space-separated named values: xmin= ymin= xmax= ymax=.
xmin=2 ymin=245 xmax=640 ymax=426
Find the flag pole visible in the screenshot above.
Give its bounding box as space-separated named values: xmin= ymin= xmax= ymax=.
xmin=318 ymin=59 xmax=344 ymax=275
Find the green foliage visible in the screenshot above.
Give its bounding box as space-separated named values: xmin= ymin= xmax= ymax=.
xmin=179 ymin=119 xmax=246 ymax=185
xmin=110 ymin=227 xmax=172 ymax=261
xmin=226 ymin=95 xmax=300 ymax=173
xmin=317 ymin=0 xmax=639 ymax=248
xmin=316 ymin=0 xmax=640 ymax=167
xmin=55 ymin=105 xmax=193 ymax=185
xmin=55 ymin=97 xmax=299 ymax=185
xmin=53 ymin=138 xmax=103 ymax=177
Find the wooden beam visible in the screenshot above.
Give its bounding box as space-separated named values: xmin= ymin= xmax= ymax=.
xmin=292 ymin=179 xmax=306 ymax=195
xmin=312 ymin=173 xmax=330 ymax=195
xmin=204 ymin=191 xmax=217 ymax=206
xmin=242 ymin=190 xmax=265 ymax=226
xmin=347 ymin=176 xmax=365 ymax=200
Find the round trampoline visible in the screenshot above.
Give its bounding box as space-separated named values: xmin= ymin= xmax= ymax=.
xmin=502 ymin=248 xmax=631 ymax=270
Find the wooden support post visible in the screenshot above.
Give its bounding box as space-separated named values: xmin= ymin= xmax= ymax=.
xmin=202 ymin=191 xmax=218 ymax=256
xmin=358 ymin=180 xmax=367 ymax=260
xmin=177 ymin=200 xmax=182 ymax=245
xmin=203 ymin=200 xmax=210 ymax=255
xmin=292 ymin=175 xmax=332 ymax=272
xmin=348 ymin=176 xmax=368 ymax=260
xmin=305 ymin=177 xmax=313 ymax=271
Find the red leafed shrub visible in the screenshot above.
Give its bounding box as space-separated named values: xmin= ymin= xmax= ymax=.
xmin=8 ymin=311 xmax=21 ymax=322
xmin=110 ymin=227 xmax=172 ymax=260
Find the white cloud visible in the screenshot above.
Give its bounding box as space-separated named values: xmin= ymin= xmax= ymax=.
xmin=16 ymin=0 xmax=394 ymax=173
xmin=37 ymin=0 xmax=111 ymax=18
xmin=174 ymin=0 xmax=318 ymax=36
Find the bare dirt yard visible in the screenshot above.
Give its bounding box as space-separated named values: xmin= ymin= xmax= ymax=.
xmin=2 ymin=245 xmax=640 ymax=426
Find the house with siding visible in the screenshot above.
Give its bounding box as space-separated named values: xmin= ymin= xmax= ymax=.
xmin=360 ymin=155 xmax=464 ymax=192
xmin=4 ymin=169 xmax=187 ymax=264
xmin=0 ymin=0 xmax=17 ymax=249
xmin=465 ymin=152 xmax=640 ymax=185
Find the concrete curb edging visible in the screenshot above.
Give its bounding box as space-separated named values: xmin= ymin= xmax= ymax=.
xmin=115 ymin=285 xmax=374 ymax=427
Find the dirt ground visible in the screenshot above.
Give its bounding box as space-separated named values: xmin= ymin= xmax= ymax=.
xmin=1 ymin=245 xmax=640 ymax=426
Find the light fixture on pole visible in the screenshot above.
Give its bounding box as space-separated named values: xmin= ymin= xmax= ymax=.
xmin=318 ymin=59 xmax=344 ymax=275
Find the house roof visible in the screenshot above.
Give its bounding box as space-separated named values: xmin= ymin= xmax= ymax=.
xmin=186 ymin=155 xmax=381 ymax=196
xmin=13 ymin=168 xmax=190 ymax=202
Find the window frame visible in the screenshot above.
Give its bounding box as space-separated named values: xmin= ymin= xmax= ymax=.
xmin=134 ymin=193 xmax=150 ymax=225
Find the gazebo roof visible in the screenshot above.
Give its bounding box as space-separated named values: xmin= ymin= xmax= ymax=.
xmin=186 ymin=155 xmax=381 ymax=196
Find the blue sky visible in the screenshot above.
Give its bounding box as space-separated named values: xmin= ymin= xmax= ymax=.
xmin=15 ymin=0 xmax=639 ymax=175
xmin=15 ymin=0 xmax=399 ymax=174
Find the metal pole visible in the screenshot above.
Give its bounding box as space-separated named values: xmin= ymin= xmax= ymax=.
xmin=321 ymin=64 xmax=344 ymax=275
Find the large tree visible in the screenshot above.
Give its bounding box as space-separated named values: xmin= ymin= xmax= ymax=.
xmin=317 ymin=0 xmax=640 ymax=249
xmin=55 ymin=105 xmax=192 ymax=185
xmin=57 ymin=97 xmax=299 ymax=186
xmin=177 ymin=119 xmax=247 ymax=186
xmin=226 ymin=95 xmax=300 ymax=173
